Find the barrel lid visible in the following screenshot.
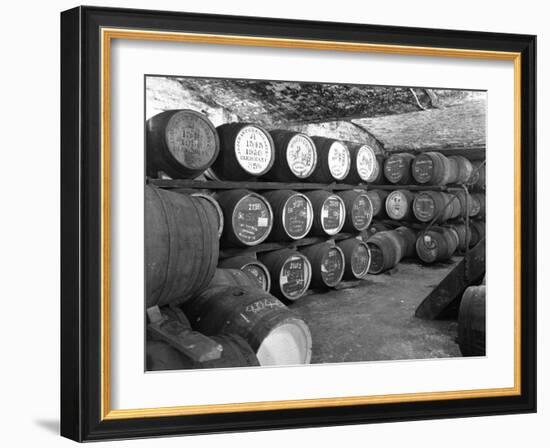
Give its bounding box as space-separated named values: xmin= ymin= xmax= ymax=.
xmin=165 ymin=110 xmax=220 ymax=170
xmin=234 ymin=125 xmax=275 ymax=176
xmin=385 ymin=190 xmax=412 ymax=220
xmin=281 ymin=193 xmax=314 ymax=240
xmin=320 ymin=195 xmax=346 ymax=235
xmin=241 ymin=263 xmax=271 ymax=292
xmin=350 ymin=242 xmax=371 ymax=278
xmin=320 ymin=246 xmax=345 ymax=286
xmin=286 ymin=134 xmax=317 ymax=178
xmin=356 ymin=145 xmax=378 ymax=182
xmin=327 ymin=141 xmax=351 ymax=180
xmin=279 ymin=254 xmax=312 ymax=300
xmin=350 ymin=193 xmax=373 ymax=231
xmin=232 ymin=193 xmax=273 ymax=246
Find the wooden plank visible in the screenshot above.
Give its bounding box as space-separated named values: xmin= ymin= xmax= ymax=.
xmin=414 ymin=240 xmax=486 ymax=319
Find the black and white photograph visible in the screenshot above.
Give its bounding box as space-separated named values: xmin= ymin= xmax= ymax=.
xmin=145 ymin=75 xmax=487 ymax=371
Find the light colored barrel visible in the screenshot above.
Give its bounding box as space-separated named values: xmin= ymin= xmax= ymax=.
xmin=259 ymin=249 xmax=312 ymax=301
xmin=305 ymin=190 xmax=346 ymax=236
xmin=337 ymin=190 xmax=373 ymax=232
xmin=265 ymin=130 xmax=318 ymax=181
xmin=215 ymin=189 xmax=273 ymax=247
xmin=458 ymin=285 xmax=486 ymax=356
xmin=146 ymin=110 xmax=220 ymax=179
xmin=211 ymin=123 xmax=275 ymax=180
xmin=449 ymin=155 xmax=474 ymax=184
xmin=337 ymin=238 xmax=371 ymax=279
xmin=300 ymin=243 xmax=346 ymax=288
xmin=218 ymin=256 xmax=271 ymax=292
xmin=385 ymin=189 xmax=415 ymax=221
xmin=145 ymin=186 xmax=219 ymax=307
xmin=345 ymin=143 xmax=380 ymax=183
xmin=309 ymin=137 xmax=351 ymax=182
xmin=263 ymin=190 xmax=314 ymax=241
xmin=182 ymin=285 xmax=312 ymax=365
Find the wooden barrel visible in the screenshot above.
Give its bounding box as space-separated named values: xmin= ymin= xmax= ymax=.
xmin=412 ymin=191 xmax=461 ymax=223
xmin=449 ymin=155 xmax=474 ymax=184
xmin=259 ymin=249 xmax=312 ymax=301
xmin=308 ymin=137 xmax=351 ymax=182
xmin=304 ymin=190 xmax=346 ymax=236
xmin=209 ymin=123 xmax=275 ymax=180
xmin=263 ymin=190 xmax=313 ymax=241
xmin=470 ymin=220 xmax=486 ymax=246
xmin=458 ymin=285 xmax=486 ymax=356
xmin=264 ymin=130 xmax=318 ymax=181
xmin=415 ymin=226 xmax=458 ymax=263
xmin=344 ymin=143 xmax=380 ymax=183
xmin=470 ymin=161 xmax=486 ymax=189
xmin=300 ymin=243 xmax=345 ymax=288
xmin=145 ymin=186 xmax=219 ymax=307
xmin=215 ymin=189 xmax=273 ymax=247
xmin=394 ymin=226 xmax=417 ymax=258
xmin=146 ymin=334 xmax=260 ymax=370
xmin=385 ymin=189 xmax=415 ymax=221
xmin=366 ymin=230 xmax=406 ymax=274
xmin=443 ymin=223 xmax=473 ymax=251
xmin=191 ymin=192 xmax=224 ymax=237
xmin=208 ymin=268 xmax=259 ymax=289
xmin=218 ymin=256 xmax=271 ymax=292
xmin=358 ymin=221 xmax=392 ymax=242
xmin=411 ymin=152 xmax=454 ymax=185
xmin=366 ymin=189 xmax=389 ymax=218
xmin=146 ymin=110 xmax=220 ymax=179
xmin=383 ymin=153 xmax=415 ymax=184
xmin=470 ymin=193 xmax=486 ymax=218
xmin=455 ymin=191 xmax=479 ymax=217
xmin=182 ymin=285 xmax=312 ymax=365
xmin=337 ymin=190 xmax=373 ymax=232
xmin=337 ymin=238 xmax=371 ymax=280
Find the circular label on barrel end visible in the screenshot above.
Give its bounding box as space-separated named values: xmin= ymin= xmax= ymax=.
xmin=351 ymin=244 xmax=371 ymax=277
xmin=286 ymin=134 xmax=317 ymax=178
xmin=386 ymin=191 xmax=410 ymax=220
xmin=282 ymin=194 xmax=313 ymax=239
xmin=356 ymin=146 xmax=377 ymax=182
xmin=351 ymin=194 xmax=373 ymax=231
xmin=384 ymin=156 xmax=407 ymax=183
xmin=413 ymin=193 xmax=436 ymax=222
xmin=165 ymin=111 xmax=218 ymax=169
xmin=280 ymin=255 xmax=311 ymax=300
xmin=233 ymin=195 xmax=272 ymax=245
xmin=242 ymin=264 xmax=269 ymax=291
xmin=234 ymin=126 xmax=273 ymax=175
xmin=321 ymin=196 xmax=345 ymax=235
xmin=412 ymin=155 xmax=434 ymax=183
xmin=327 ymin=141 xmax=351 ymax=180
xmin=320 ymin=247 xmax=344 ymax=286
xmin=367 ymin=243 xmax=384 ymax=273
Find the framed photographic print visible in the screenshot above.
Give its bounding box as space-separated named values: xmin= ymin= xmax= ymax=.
xmin=60 ymin=6 xmax=536 ymax=441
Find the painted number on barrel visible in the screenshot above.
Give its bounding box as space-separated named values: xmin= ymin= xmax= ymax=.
xmin=234 ymin=126 xmax=273 ymax=175
xmin=287 ymin=135 xmax=316 ymax=178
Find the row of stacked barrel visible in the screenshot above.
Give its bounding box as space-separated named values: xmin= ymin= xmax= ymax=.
xmin=147 ymin=109 xmax=486 ymax=188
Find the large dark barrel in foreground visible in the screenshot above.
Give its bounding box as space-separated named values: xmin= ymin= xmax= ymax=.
xmin=305 ymin=190 xmax=346 ymax=236
xmin=209 ymin=123 xmax=275 ymax=180
xmin=263 ymin=190 xmax=313 ymax=241
xmin=385 ymin=189 xmax=415 ymax=221
xmin=146 ymin=334 xmax=260 ymax=370
xmin=182 ymin=285 xmax=312 ymax=365
xmin=344 ymin=143 xmax=381 ymax=184
xmin=366 ymin=230 xmax=407 ymax=274
xmin=411 ymin=152 xmax=456 ymax=185
xmin=412 ymin=191 xmax=461 ymax=223
xmin=308 ymin=137 xmax=351 ymax=182
xmin=366 ymin=189 xmax=389 ymax=218
xmin=145 ymin=186 xmax=219 ymax=307
xmin=458 ymin=285 xmax=486 ymax=356
xmin=337 ymin=190 xmax=373 ymax=232
xmin=259 ymin=249 xmax=312 ymax=301
xmin=300 ymin=243 xmax=345 ymax=288
xmin=146 ymin=110 xmax=220 ymax=179
xmin=264 ymin=130 xmax=317 ymax=181
xmin=218 ymin=256 xmax=271 ymax=292
xmin=337 ymin=238 xmax=371 ymax=279
xmin=383 ymin=152 xmax=415 ymax=184
xmin=415 ymin=226 xmax=459 ymax=263
xmin=215 ymin=190 xmax=273 ymax=247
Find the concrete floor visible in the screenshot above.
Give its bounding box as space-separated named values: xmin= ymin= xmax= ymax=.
xmin=290 ymin=258 xmax=463 ymax=364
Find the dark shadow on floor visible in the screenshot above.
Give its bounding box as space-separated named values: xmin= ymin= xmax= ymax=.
xmin=34 ymin=419 xmax=59 ymax=435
